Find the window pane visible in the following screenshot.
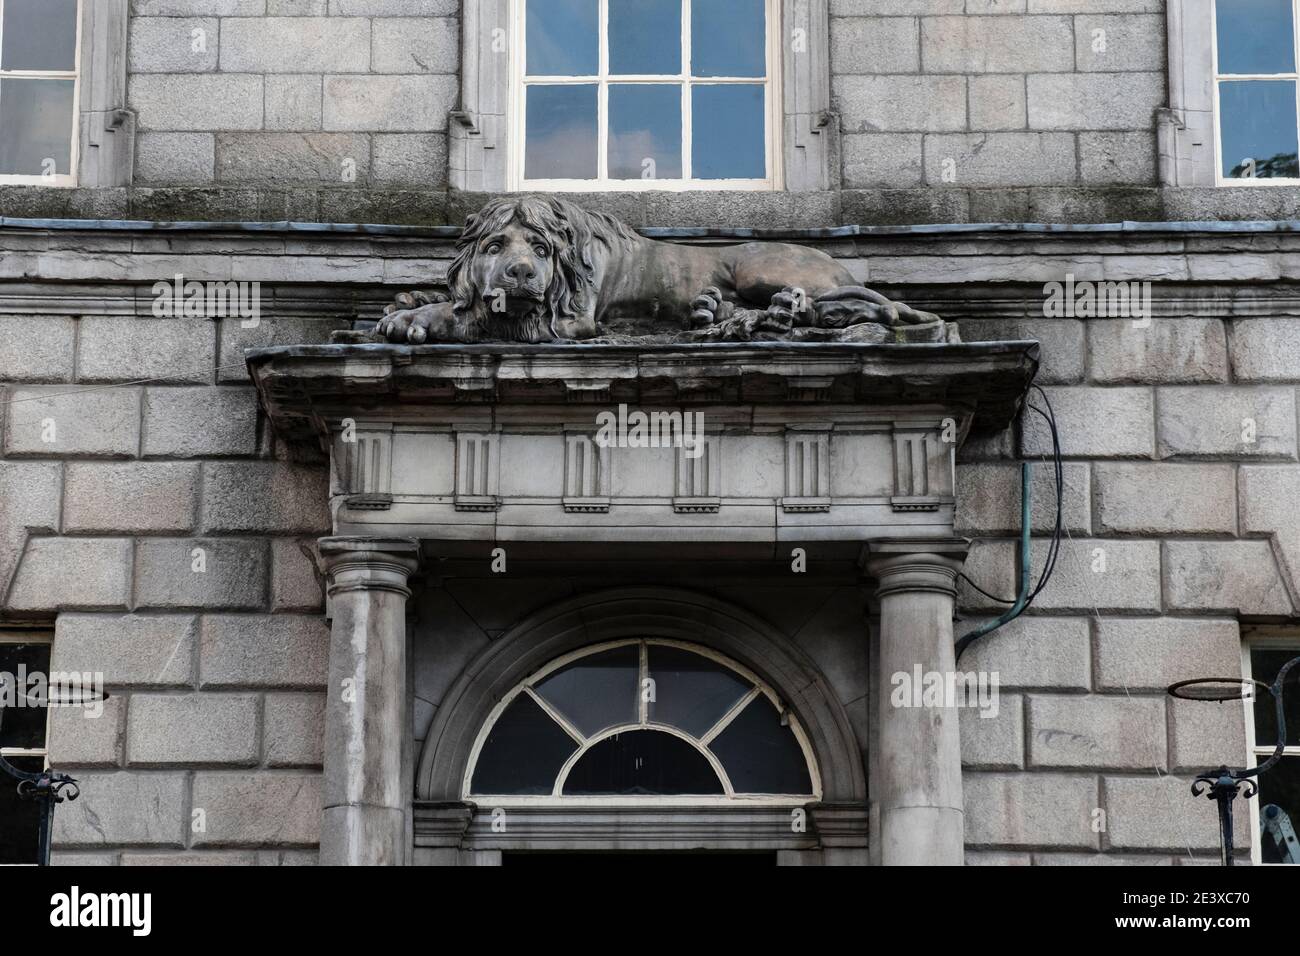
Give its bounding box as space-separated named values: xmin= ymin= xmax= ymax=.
xmin=563 ymin=729 xmax=724 ymax=794
xmin=1216 ymin=0 xmax=1296 ymax=74
xmin=1 ymin=0 xmax=79 ymax=72
xmin=1259 ymin=758 xmax=1300 ymax=863
xmin=710 ymin=696 xmax=812 ymax=794
xmin=691 ymin=0 xmax=765 ymax=77
xmin=533 ymin=644 xmax=638 ymax=736
xmin=0 ymin=642 xmax=50 ymax=750
xmin=692 ymin=83 xmax=765 ymax=179
xmin=648 ymin=645 xmax=750 ymax=736
xmin=470 ymin=694 xmax=577 ymax=794
xmin=0 ymin=756 xmax=43 ymax=864
xmin=0 ymin=78 xmax=76 ymax=177
xmin=608 ymin=84 xmax=682 ymax=179
xmin=1220 ymin=80 xmax=1300 ymax=179
xmin=525 ymin=83 xmax=598 ymax=179
xmin=526 ymin=0 xmax=598 ymax=75
xmin=610 ymin=0 xmax=681 ymax=75
xmin=1251 ymin=647 xmax=1300 ymax=746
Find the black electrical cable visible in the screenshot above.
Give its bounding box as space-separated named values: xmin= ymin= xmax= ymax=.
xmin=956 ymin=384 xmax=1065 ymax=621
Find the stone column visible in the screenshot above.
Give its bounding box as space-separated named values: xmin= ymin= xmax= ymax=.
xmin=318 ymin=536 xmax=420 ymax=866
xmin=864 ymin=537 xmax=970 ymax=867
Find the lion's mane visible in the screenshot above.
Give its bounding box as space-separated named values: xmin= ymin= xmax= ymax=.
xmin=446 ymin=195 xmax=640 ymax=342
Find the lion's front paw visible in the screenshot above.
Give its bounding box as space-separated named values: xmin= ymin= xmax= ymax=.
xmin=689 ymin=286 xmax=736 ymax=329
xmin=376 ymin=305 xmax=435 ymax=343
xmin=384 ymin=289 xmax=446 ymax=316
xmin=764 ymin=286 xmax=813 ymax=333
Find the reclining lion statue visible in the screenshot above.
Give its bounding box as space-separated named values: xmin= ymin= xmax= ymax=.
xmin=373 ymin=194 xmax=955 ymax=345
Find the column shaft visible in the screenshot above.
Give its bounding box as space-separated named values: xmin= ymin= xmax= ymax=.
xmin=867 ymin=539 xmax=969 ymax=867
xmin=318 ymin=536 xmax=419 ymax=866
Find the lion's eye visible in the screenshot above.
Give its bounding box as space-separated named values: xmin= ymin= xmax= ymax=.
xmin=533 ymin=244 xmax=548 ymax=257
xmin=485 ymin=242 xmax=502 ymax=255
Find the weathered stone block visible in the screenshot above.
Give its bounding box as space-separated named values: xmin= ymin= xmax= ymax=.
xmin=143 ymin=386 xmax=259 ymax=457
xmin=1028 ymin=694 xmax=1166 ymax=769
xmin=960 ymin=695 xmax=1024 ymax=769
xmin=128 ymin=694 xmax=259 ymax=764
xmin=1158 ymin=386 xmax=1297 ymax=460
xmin=220 ymin=17 xmax=370 ymax=73
xmin=969 ymin=74 xmax=1026 ymax=130
xmin=47 ymin=696 xmax=126 ymax=767
xmin=216 ymin=132 xmax=370 ymax=184
xmin=1090 ymin=319 xmax=1228 ymax=384
xmin=1074 ymin=14 xmax=1165 ymax=72
xmin=1104 ymin=775 xmax=1245 ymax=851
xmin=964 ymin=772 xmax=1099 ymax=848
xmin=833 ymin=0 xmax=962 ymax=11
xmin=1240 ymin=465 xmax=1300 ymax=598
xmin=199 ymin=614 xmax=329 ymax=688
xmin=841 ymin=133 xmax=924 ymax=187
xmin=921 ymin=15 xmax=1073 ymax=72
xmin=265 ymin=74 xmax=324 ymax=131
xmin=191 ymin=772 xmax=321 ymax=846
xmin=834 ymin=75 xmax=966 ymax=132
xmin=1021 ymin=387 xmax=1154 ymax=458
xmin=122 ymin=851 xmax=258 ymax=865
xmin=372 ymin=133 xmax=447 ymax=188
xmin=924 ymin=132 xmax=1076 ymax=186
xmin=133 ymin=0 xmax=266 ymax=13
xmin=0 ymin=462 xmax=60 ymax=599
xmin=64 ymin=463 xmax=199 ymax=533
xmin=218 ymin=316 xmax=351 ymax=382
xmin=53 ymin=613 xmax=198 ymax=687
xmin=129 ymin=74 xmax=264 ymax=131
xmin=201 ymin=462 xmax=330 ymax=533
xmin=135 ymin=132 xmax=216 ymax=184
xmin=956 ymin=319 xmax=1084 ymax=384
xmin=372 ymin=16 xmax=459 ymax=73
xmin=8 ymin=539 xmax=133 ymax=612
xmin=1028 ymin=539 xmax=1161 ymax=611
xmin=1027 ymin=72 xmax=1165 ymax=130
xmin=1094 ymin=462 xmax=1237 ymax=534
xmin=956 ymin=461 xmax=1090 ymax=534
xmin=4 ymin=387 xmax=140 ymax=457
xmin=1095 ymin=618 xmax=1241 ymax=691
xmin=1169 ymin=697 xmax=1246 ymax=773
xmin=128 ymin=17 xmax=219 ymax=73
xmin=1078 ymin=130 xmax=1157 ymax=184
xmin=1230 ymin=318 xmax=1300 ymax=382
xmin=271 ymin=538 xmax=324 ymax=611
xmin=331 ymin=0 xmax=456 ymax=11
xmin=135 ymin=538 xmax=269 ymax=610
xmin=322 ymin=74 xmax=458 ymax=132
xmin=78 ymin=318 xmax=215 ymax=384
xmin=959 ymin=615 xmax=1091 ymax=690
xmin=956 ymin=538 xmax=1017 ymax=611
xmin=1164 ymin=541 xmax=1293 ymax=616
xmin=0 ymin=316 xmax=75 ymax=381
xmin=264 ymin=692 xmax=325 ymax=766
xmin=831 ymin=16 xmax=919 ymax=74
xmin=53 ymin=772 xmax=187 ymax=847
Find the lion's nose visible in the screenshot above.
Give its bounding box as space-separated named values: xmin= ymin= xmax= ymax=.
xmin=504 ymin=259 xmax=536 ymax=284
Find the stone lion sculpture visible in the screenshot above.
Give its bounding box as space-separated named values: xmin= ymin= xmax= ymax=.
xmin=373 ymin=194 xmax=954 ymax=345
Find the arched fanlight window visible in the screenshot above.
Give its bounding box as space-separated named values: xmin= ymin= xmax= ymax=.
xmin=465 ymin=640 xmax=820 ymax=803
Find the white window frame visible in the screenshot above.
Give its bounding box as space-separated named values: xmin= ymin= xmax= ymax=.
xmin=0 ymin=630 xmax=52 ymax=867
xmin=1242 ymin=632 xmax=1300 ymax=866
xmin=463 ymin=637 xmax=822 ymax=807
xmin=508 ymin=0 xmax=782 ymax=192
xmin=0 ymin=0 xmax=82 ymax=187
xmin=1211 ymin=0 xmax=1300 ymax=186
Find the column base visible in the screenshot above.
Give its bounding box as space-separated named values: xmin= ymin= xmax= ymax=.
xmin=878 ymin=806 xmax=964 ymax=867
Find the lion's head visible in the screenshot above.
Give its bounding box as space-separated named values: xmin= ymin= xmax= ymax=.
xmin=446 ymin=195 xmax=640 ymax=341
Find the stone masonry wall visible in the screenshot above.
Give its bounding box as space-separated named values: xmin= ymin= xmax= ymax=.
xmin=2 ymin=222 xmax=1297 ymax=863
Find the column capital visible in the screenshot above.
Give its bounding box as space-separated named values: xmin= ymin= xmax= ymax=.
xmin=860 ymin=537 xmax=970 ymax=599
xmin=319 ymin=536 xmax=420 ymax=599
